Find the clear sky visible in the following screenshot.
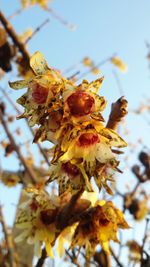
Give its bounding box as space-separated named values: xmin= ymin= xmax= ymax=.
xmin=0 ymin=0 xmax=150 ymax=249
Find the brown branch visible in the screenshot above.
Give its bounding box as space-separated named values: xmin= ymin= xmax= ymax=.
xmin=0 ymin=86 xmax=50 ymax=165
xmin=56 ymin=189 xmax=84 ymax=230
xmin=0 ymin=205 xmax=15 ymax=267
xmin=0 ymin=10 xmax=30 ymax=63
xmin=35 ymin=248 xmax=47 ymax=267
xmin=94 ymin=250 xmax=111 ymax=267
xmin=66 ymin=249 xmax=81 ymax=267
xmin=141 ymin=218 xmax=150 ymax=267
xmin=106 ymin=96 xmax=128 ymax=130
xmin=110 ymin=247 xmax=124 ymax=267
xmin=0 ymin=106 xmax=36 ymax=185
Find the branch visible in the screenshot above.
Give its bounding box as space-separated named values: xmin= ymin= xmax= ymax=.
xmin=0 ymin=10 xmax=30 ymax=63
xmin=106 ymin=96 xmax=128 ymax=130
xmin=7 ymin=8 xmax=23 ymax=20
xmin=0 ymin=86 xmax=50 ymax=165
xmin=66 ymin=249 xmax=81 ymax=267
xmin=110 ymin=247 xmax=124 ymax=267
xmin=0 ymin=205 xmax=15 ymax=267
xmin=56 ymin=189 xmax=84 ymax=230
xmin=25 ymin=18 xmax=50 ymax=44
xmin=141 ymin=218 xmax=150 ymax=267
xmin=0 ymin=106 xmax=36 ymax=185
xmin=35 ymin=248 xmax=47 ymax=267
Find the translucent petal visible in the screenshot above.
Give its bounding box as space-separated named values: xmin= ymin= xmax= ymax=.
xmin=30 ymin=51 xmax=49 ymax=75
xmin=96 ymin=143 xmax=114 ymax=163
xmin=57 ymin=236 xmax=65 ymax=257
xmin=111 ymin=57 xmax=128 ymax=73
xmin=45 ymin=242 xmax=54 ymax=258
xmin=14 ymin=229 xmax=30 ymax=243
xmin=9 ymin=79 xmax=30 ymax=89
xmin=100 ymin=128 xmax=127 ymax=147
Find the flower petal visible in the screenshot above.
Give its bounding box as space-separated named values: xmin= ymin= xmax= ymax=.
xmin=9 ymin=79 xmax=30 ymax=89
xmin=100 ymin=128 xmax=127 ymax=147
xmin=45 ymin=242 xmax=54 ymax=258
xmin=96 ymin=143 xmax=114 ymax=163
xmin=30 ymin=51 xmax=49 ymax=75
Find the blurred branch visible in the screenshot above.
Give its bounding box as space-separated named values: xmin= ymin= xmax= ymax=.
xmin=141 ymin=218 xmax=150 ymax=267
xmin=0 ymin=10 xmax=30 ymax=63
xmin=45 ymin=7 xmax=76 ymax=30
xmin=25 ymin=18 xmax=50 ymax=44
xmin=0 ymin=205 xmax=15 ymax=267
xmin=76 ymin=56 xmax=112 ymax=81
xmin=112 ymin=70 xmax=125 ymax=96
xmin=0 ymin=86 xmax=50 ymax=165
xmin=7 ymin=8 xmax=23 ymax=20
xmin=66 ymin=249 xmax=81 ymax=267
xmin=110 ymin=247 xmax=124 ymax=267
xmin=0 ymin=105 xmax=36 ymax=185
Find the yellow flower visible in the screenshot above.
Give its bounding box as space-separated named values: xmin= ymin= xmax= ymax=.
xmin=127 ymin=240 xmax=141 ymax=263
xmin=21 ymin=0 xmax=50 ymax=8
xmin=63 ymin=77 xmax=106 ymax=124
xmin=71 ymin=200 xmax=130 ymax=256
xmin=0 ymin=172 xmax=20 ymax=187
xmin=9 ymin=51 xmax=64 ymax=126
xmin=15 ymin=188 xmax=60 ymax=257
xmin=82 ymin=57 xmax=93 ymax=67
xmin=49 ymin=161 xmax=85 ymax=194
xmin=111 ymin=56 xmax=128 ymax=73
xmin=59 ymin=127 xmax=127 ymax=190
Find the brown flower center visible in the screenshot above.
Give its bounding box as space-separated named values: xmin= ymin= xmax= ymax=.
xmin=62 ymin=162 xmax=80 ymax=176
xmin=77 ymin=133 xmax=99 ymax=147
xmin=32 ymin=83 xmax=49 ymax=104
xmin=30 ymin=199 xmax=38 ymax=211
xmin=40 ymin=208 xmax=57 ymax=225
xmin=99 ymin=217 xmax=110 ymax=226
xmin=67 ymin=90 xmax=94 ymax=117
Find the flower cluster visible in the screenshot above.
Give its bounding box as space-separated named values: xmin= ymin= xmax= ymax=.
xmin=15 ymin=188 xmax=129 ymax=257
xmin=10 ymin=52 xmax=129 ymax=257
xmin=10 ymin=51 xmax=127 ymax=195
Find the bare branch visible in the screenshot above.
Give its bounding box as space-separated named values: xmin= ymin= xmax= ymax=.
xmin=35 ymin=248 xmax=47 ymax=267
xmin=25 ymin=18 xmax=50 ymax=44
xmin=0 ymin=106 xmax=36 ymax=185
xmin=110 ymin=247 xmax=124 ymax=267
xmin=0 ymin=205 xmax=15 ymax=267
xmin=0 ymin=10 xmax=30 ymax=63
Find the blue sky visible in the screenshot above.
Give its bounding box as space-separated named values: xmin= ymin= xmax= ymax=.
xmin=0 ymin=0 xmax=150 ymax=240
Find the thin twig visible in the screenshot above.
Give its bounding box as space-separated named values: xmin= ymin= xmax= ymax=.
xmin=7 ymin=8 xmax=24 ymax=20
xmin=45 ymin=7 xmax=76 ymax=30
xmin=0 ymin=205 xmax=15 ymax=267
xmin=112 ymin=69 xmax=125 ymax=96
xmin=76 ymin=56 xmax=111 ymax=81
xmin=110 ymin=247 xmax=124 ymax=267
xmin=141 ymin=218 xmax=150 ymax=267
xmin=66 ymin=249 xmax=81 ymax=267
xmin=35 ymin=248 xmax=47 ymax=267
xmin=25 ymin=18 xmax=50 ymax=44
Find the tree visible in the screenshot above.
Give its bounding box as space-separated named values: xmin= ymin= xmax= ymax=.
xmin=0 ymin=1 xmax=150 ymax=267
